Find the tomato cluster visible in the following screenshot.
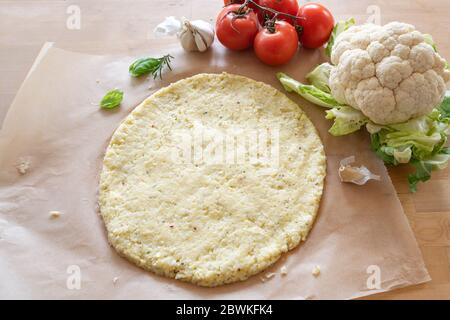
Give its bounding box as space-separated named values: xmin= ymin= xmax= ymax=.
xmin=217 ymin=1 xmax=334 ymax=66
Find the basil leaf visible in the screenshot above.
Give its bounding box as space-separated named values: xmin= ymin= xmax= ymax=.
xmin=129 ymin=54 xmax=173 ymax=78
xmin=129 ymin=58 xmax=160 ymax=77
xmin=100 ymin=89 xmax=123 ymax=109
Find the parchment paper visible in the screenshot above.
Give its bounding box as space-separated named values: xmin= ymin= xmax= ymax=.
xmin=0 ymin=41 xmax=430 ymax=299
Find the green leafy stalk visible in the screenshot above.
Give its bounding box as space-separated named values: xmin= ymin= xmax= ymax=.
xmin=306 ymin=63 xmax=333 ymax=94
xmin=439 ymin=91 xmax=450 ymax=120
xmin=369 ymin=94 xmax=450 ymax=191
xmin=325 ymin=106 xmax=368 ymax=136
xmin=129 ymin=54 xmax=174 ymax=79
xmin=100 ymin=89 xmax=123 ymax=109
xmin=325 ymin=18 xmax=356 ymax=57
xmin=277 ymin=72 xmax=340 ymax=108
xmin=408 ymin=148 xmax=450 ymax=192
xmin=423 ymin=34 xmax=438 ymax=52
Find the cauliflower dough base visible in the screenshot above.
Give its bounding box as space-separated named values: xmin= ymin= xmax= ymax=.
xmin=99 ymin=73 xmax=326 ymax=286
xmin=330 ymin=22 xmax=450 ymax=124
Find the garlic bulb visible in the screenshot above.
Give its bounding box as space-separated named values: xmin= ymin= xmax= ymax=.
xmin=178 ymin=19 xmax=215 ymax=52
xmin=154 ymin=17 xmax=215 ymax=52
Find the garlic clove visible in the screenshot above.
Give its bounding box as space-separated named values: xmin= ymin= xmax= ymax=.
xmin=179 ymin=28 xmax=198 ymax=51
xmin=178 ymin=18 xmax=215 ymax=52
xmin=191 ymin=20 xmax=215 ymax=44
xmin=194 ymin=32 xmax=208 ymax=52
xmin=338 ymin=156 xmax=381 ymax=185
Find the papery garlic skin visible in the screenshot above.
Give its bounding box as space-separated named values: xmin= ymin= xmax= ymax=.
xmin=178 ymin=19 xmax=215 ymax=52
xmin=338 ymin=156 xmax=380 ymax=185
xmin=154 ymin=16 xmax=182 ymax=38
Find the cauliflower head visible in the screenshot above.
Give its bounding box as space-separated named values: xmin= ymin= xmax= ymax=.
xmin=329 ymin=22 xmax=450 ymax=125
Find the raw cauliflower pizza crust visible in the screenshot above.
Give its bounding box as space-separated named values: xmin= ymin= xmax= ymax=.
xmin=99 ymin=73 xmax=326 ymax=286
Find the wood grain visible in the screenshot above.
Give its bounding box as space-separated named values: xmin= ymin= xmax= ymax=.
xmin=0 ymin=0 xmax=449 ymax=299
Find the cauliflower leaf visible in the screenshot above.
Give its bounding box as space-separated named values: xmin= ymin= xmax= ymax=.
xmin=438 ymin=91 xmax=450 ymax=121
xmin=306 ymin=63 xmax=333 ymax=94
xmin=378 ymin=130 xmax=443 ymax=159
xmin=325 ymin=106 xmax=368 ymax=136
xmin=393 ymin=146 xmax=413 ymax=164
xmin=370 ymin=97 xmax=450 ymax=191
xmin=325 ymin=18 xmax=356 ymax=57
xmin=423 ymin=34 xmax=438 ymax=52
xmin=370 ymin=115 xmax=447 ymax=163
xmin=408 ymin=148 xmax=450 ymax=192
xmin=277 ymin=72 xmax=340 ymax=108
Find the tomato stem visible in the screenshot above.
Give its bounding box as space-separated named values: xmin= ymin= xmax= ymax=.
xmin=239 ymin=0 xmax=305 ymax=23
xmin=265 ymin=14 xmax=278 ymax=33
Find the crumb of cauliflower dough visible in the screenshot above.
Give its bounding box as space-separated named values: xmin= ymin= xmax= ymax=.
xmin=265 ymin=272 xmax=276 ymax=279
xmin=280 ymin=266 xmax=288 ymax=276
xmin=16 ymin=158 xmax=30 ymax=175
xmin=312 ymin=265 xmax=321 ymax=277
xmin=49 ymin=211 xmax=62 ymax=219
xmin=112 ymin=277 xmax=119 ymax=285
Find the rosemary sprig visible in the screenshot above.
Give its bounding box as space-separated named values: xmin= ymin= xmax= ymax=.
xmin=129 ymin=54 xmax=174 ymax=79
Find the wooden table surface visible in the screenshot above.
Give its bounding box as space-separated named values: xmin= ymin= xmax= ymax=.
xmin=1 ymin=0 xmax=449 ymax=299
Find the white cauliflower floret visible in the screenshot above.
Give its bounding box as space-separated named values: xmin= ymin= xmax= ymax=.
xmin=376 ymin=56 xmax=412 ymax=89
xmin=329 ymin=22 xmax=450 ymax=125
